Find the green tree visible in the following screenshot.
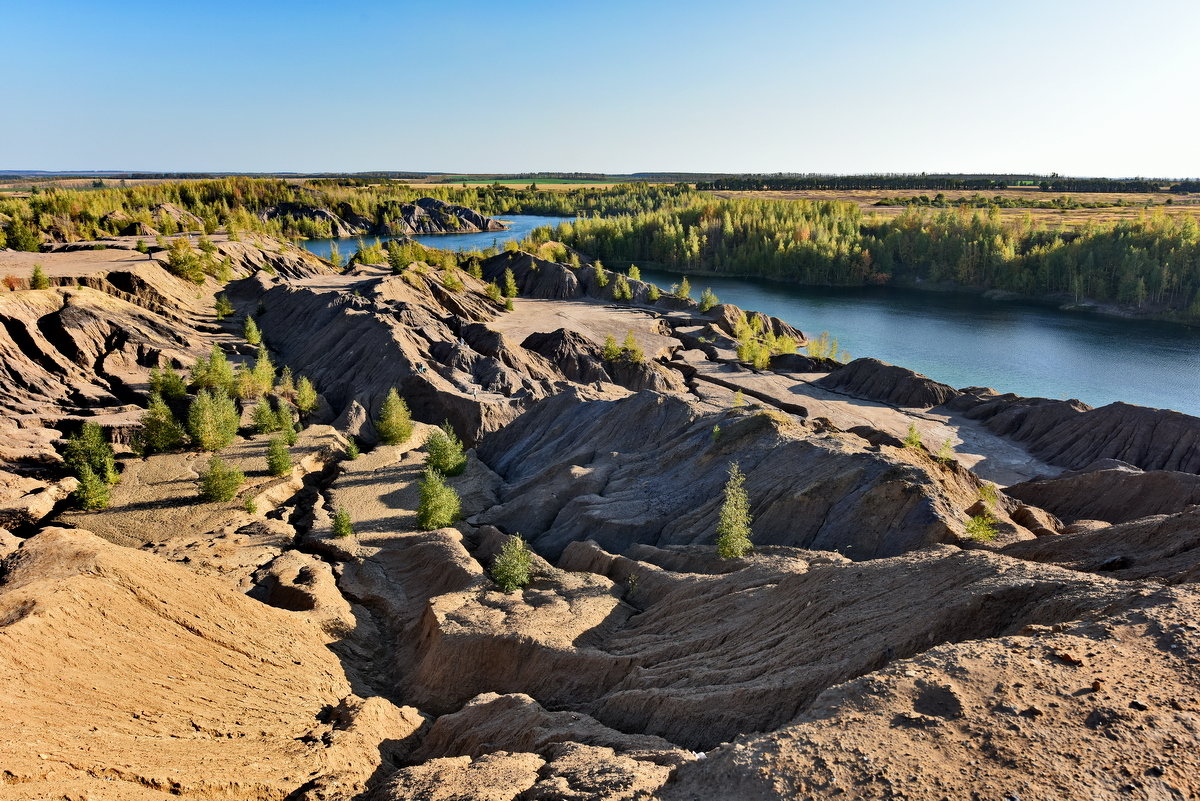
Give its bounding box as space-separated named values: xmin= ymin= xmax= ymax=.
xmin=138 ymin=392 xmax=187 ymax=454
xmin=199 ymin=456 xmax=244 ymax=502
xmin=715 ymin=461 xmax=753 ymax=559
xmin=7 ymin=218 xmax=40 ymax=252
xmin=601 ymin=334 xmax=622 ymax=361
xmin=622 ymin=331 xmax=644 ymax=363
xmin=416 ymin=466 xmax=461 ymax=530
xmin=678 ymin=276 xmax=691 ymax=299
xmin=329 ymin=242 xmax=342 ymax=270
xmin=425 ymin=420 xmax=467 ymax=476
xmin=966 ymin=512 xmax=998 ymax=542
xmin=502 ymin=267 xmax=519 ymax=298
xmin=252 ymin=399 xmax=281 ymax=434
xmin=345 ymin=437 xmax=360 ymax=460
xmin=190 ymin=345 xmax=235 ymax=394
xmin=266 ymin=436 xmax=292 ymax=477
xmin=375 ymin=388 xmax=414 ymax=445
xmin=276 ymin=366 xmax=295 ymax=397
xmin=627 ymin=265 xmax=641 ymax=281
xmin=902 ymin=423 xmax=922 ymax=449
xmin=295 ymin=376 xmax=318 ymax=414
xmin=30 ymin=263 xmax=50 ymax=289
xmin=166 ymin=237 xmax=204 ymax=283
xmin=74 ymin=465 xmax=111 ymax=510
xmin=62 ymin=422 xmax=118 ymax=484
xmin=243 ymin=316 xmax=263 ymax=346
xmin=187 ymin=389 xmax=239 ymax=451
xmin=611 ymin=274 xmax=632 ymax=301
xmin=332 ymin=506 xmax=354 ymax=538
xmin=647 ymin=284 xmax=661 ymax=301
xmin=491 ymin=534 xmax=533 ymax=592
xmin=214 ymin=293 xmax=234 ymax=320
xmin=592 ymin=259 xmax=609 ymax=288
xmin=149 ymin=365 xmax=188 ymax=400
xmin=277 ymin=403 xmax=298 ymax=445
xmin=698 ymin=287 xmax=719 ymax=312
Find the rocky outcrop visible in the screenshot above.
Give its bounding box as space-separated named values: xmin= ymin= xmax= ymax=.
xmin=1006 ymin=461 xmax=1200 ymax=524
xmin=521 ymin=328 xmax=686 ymax=394
xmin=475 ymin=389 xmax=1039 ymax=561
xmin=262 ymin=197 xmax=505 ymax=238
xmin=816 ymin=357 xmax=960 ymax=409
xmin=952 ymin=389 xmax=1200 ymax=473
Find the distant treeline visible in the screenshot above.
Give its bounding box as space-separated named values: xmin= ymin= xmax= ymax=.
xmin=696 ymin=175 xmax=1183 ymax=194
xmin=545 ymin=195 xmax=1200 ymax=318
xmin=880 ymin=193 xmax=1191 ymax=210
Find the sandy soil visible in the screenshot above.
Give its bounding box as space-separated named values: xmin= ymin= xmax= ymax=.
xmin=491 ymin=297 xmax=680 ymax=360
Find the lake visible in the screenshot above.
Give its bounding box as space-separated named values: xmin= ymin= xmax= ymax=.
xmin=299 ymin=214 xmax=569 ymax=260
xmin=303 ymin=220 xmax=1200 ymax=416
xmin=637 ymin=267 xmax=1200 ymax=417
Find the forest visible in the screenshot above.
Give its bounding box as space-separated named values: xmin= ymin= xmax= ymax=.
xmin=3 ymin=177 xmax=1198 ymax=318
xmin=696 ymin=174 xmax=1175 ymax=193
xmin=545 ymin=195 xmax=1200 ymax=318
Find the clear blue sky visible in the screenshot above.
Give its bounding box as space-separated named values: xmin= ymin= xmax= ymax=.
xmin=2 ymin=0 xmax=1197 ymax=176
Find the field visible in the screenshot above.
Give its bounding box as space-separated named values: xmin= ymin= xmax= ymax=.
xmin=713 ymin=188 xmax=1200 ymax=228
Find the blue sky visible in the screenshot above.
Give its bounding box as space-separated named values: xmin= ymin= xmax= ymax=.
xmin=2 ymin=0 xmax=1197 ymax=176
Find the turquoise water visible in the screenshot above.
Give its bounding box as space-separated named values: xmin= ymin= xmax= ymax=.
xmin=636 ymin=267 xmax=1200 ymax=417
xmin=299 ymin=214 xmax=569 ymax=260
xmin=304 ymin=221 xmax=1200 ymax=416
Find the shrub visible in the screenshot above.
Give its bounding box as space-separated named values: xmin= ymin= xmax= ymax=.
xmin=622 ymin=331 xmax=644 ymax=363
xmin=491 ymin=534 xmax=533 ymax=592
xmin=678 ymin=276 xmax=691 ymax=299
xmin=138 ymin=393 xmax=187 ymax=454
xmin=502 ymin=267 xmax=519 ymax=298
xmin=166 ymin=238 xmax=204 ymax=283
xmin=416 ymin=467 xmax=461 ymax=530
xmin=62 ymin=422 xmax=118 ymax=484
xmin=627 ymin=265 xmax=641 ymax=281
xmin=711 ymin=424 xmax=722 ymax=442
xmin=243 ymin=496 xmax=258 ymax=514
xmin=277 ymin=404 xmax=298 ymax=445
xmin=30 ymin=264 xmax=50 ymax=289
xmin=74 ymin=465 xmax=111 ymax=510
xmin=243 ymin=316 xmax=262 ymax=346
xmin=504 ymin=297 xmax=514 ymax=311
xmin=716 ymin=461 xmax=753 ymax=559
xmin=698 ymin=287 xmax=719 ymax=312
xmin=426 ymin=421 xmax=467 ymax=476
xmin=266 ymin=436 xmax=292 ymax=477
xmin=966 ymin=512 xmax=999 ymax=542
xmin=375 ymin=388 xmax=413 ymax=445
xmin=935 ymin=438 xmax=955 ymax=462
xmin=190 ymin=345 xmax=234 ymax=394
xmin=978 ymin=483 xmax=1000 ymax=508
xmin=732 ymin=389 xmax=745 ymax=408
xmin=485 ymin=281 xmax=503 ymax=303
xmin=902 ymin=423 xmax=923 ymax=450
xmin=199 ymin=456 xmax=243 ymax=502
xmin=601 ymin=334 xmax=622 ymax=361
xmin=332 ymin=506 xmax=354 ymax=538
xmin=442 ymin=269 xmax=464 ymax=291
xmin=295 ymin=376 xmax=318 ymax=414
xmin=806 ymin=330 xmax=850 ymax=362
xmin=149 ymin=365 xmax=187 ymax=400
xmin=187 ymin=389 xmax=239 ymax=451
xmin=611 ymin=275 xmax=632 ymax=301
xmin=345 ymin=437 xmax=360 ymax=460
xmin=647 ymin=284 xmax=661 ymax=301
xmin=214 ymin=293 xmax=234 ymax=320
xmin=2 ymin=274 xmax=18 ymax=291
xmin=276 ymin=366 xmax=295 ymax=397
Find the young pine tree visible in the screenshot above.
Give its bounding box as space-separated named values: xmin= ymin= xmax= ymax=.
xmin=199 ymin=456 xmax=244 ymax=502
xmin=601 ymin=334 xmax=622 ymax=361
xmin=266 ymin=436 xmax=292 ymax=477
xmin=375 ymin=388 xmax=413 ymax=445
xmin=491 ymin=534 xmax=533 ymax=592
xmin=715 ymin=461 xmax=753 ymax=559
xmin=190 ymin=345 xmax=234 ymax=394
xmin=698 ymin=287 xmax=719 ymax=312
xmin=187 ymin=389 xmax=239 ymax=451
xmin=592 ymin=260 xmax=609 ymax=288
xmin=425 ymin=421 xmax=466 ymax=476
xmin=276 ymin=404 xmax=298 ymax=445
xmin=501 ymin=267 xmax=519 ymax=298
xmin=149 ymin=365 xmax=188 ymax=400
xmin=74 ymin=464 xmax=111 ymax=510
xmin=139 ymin=392 xmax=187 ymax=454
xmin=295 ymin=376 xmax=318 ymax=415
xmin=627 ymin=265 xmax=641 ymax=281
xmin=30 ymin=263 xmax=50 ymax=290
xmin=243 ymin=316 xmax=263 ymax=346
xmin=622 ymin=331 xmax=644 ymax=363
xmin=214 ymin=293 xmax=234 ymax=320
xmin=332 ymin=506 xmax=354 ymax=538
xmin=416 ymin=467 xmax=461 ymax=530
xmin=678 ymin=276 xmax=692 ymax=299
xmin=252 ymin=399 xmax=281 ymax=434
xmin=62 ymin=422 xmax=118 ymax=484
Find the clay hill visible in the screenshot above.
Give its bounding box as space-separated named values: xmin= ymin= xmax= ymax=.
xmin=1 ymin=227 xmax=1199 ymax=801
xmin=259 ymin=197 xmax=506 ymax=238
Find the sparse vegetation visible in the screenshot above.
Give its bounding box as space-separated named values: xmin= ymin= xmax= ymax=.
xmin=214 ymin=294 xmax=234 ymax=320
xmin=732 ymin=389 xmax=745 ymax=407
xmin=902 ymin=423 xmax=923 ymax=449
xmin=416 ymin=466 xmax=461 ymax=530
xmin=716 ymin=461 xmax=753 ymax=559
xmin=491 ymin=534 xmax=533 ymax=592
xmin=425 ymin=421 xmax=467 ymax=477
xmin=199 ymin=456 xmax=244 ymax=502
xmin=602 ymin=334 xmax=622 ymax=361
xmin=935 ymin=438 xmax=955 ymax=462
xmin=375 ymin=388 xmax=414 ymax=445
xmin=622 ymin=331 xmax=644 ymax=363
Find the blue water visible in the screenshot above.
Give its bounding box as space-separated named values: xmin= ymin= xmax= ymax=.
xmin=303 ymin=221 xmax=1200 ymax=416
xmin=636 ymin=267 xmax=1200 ymax=417
xmin=299 ymin=214 xmax=570 ymax=260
